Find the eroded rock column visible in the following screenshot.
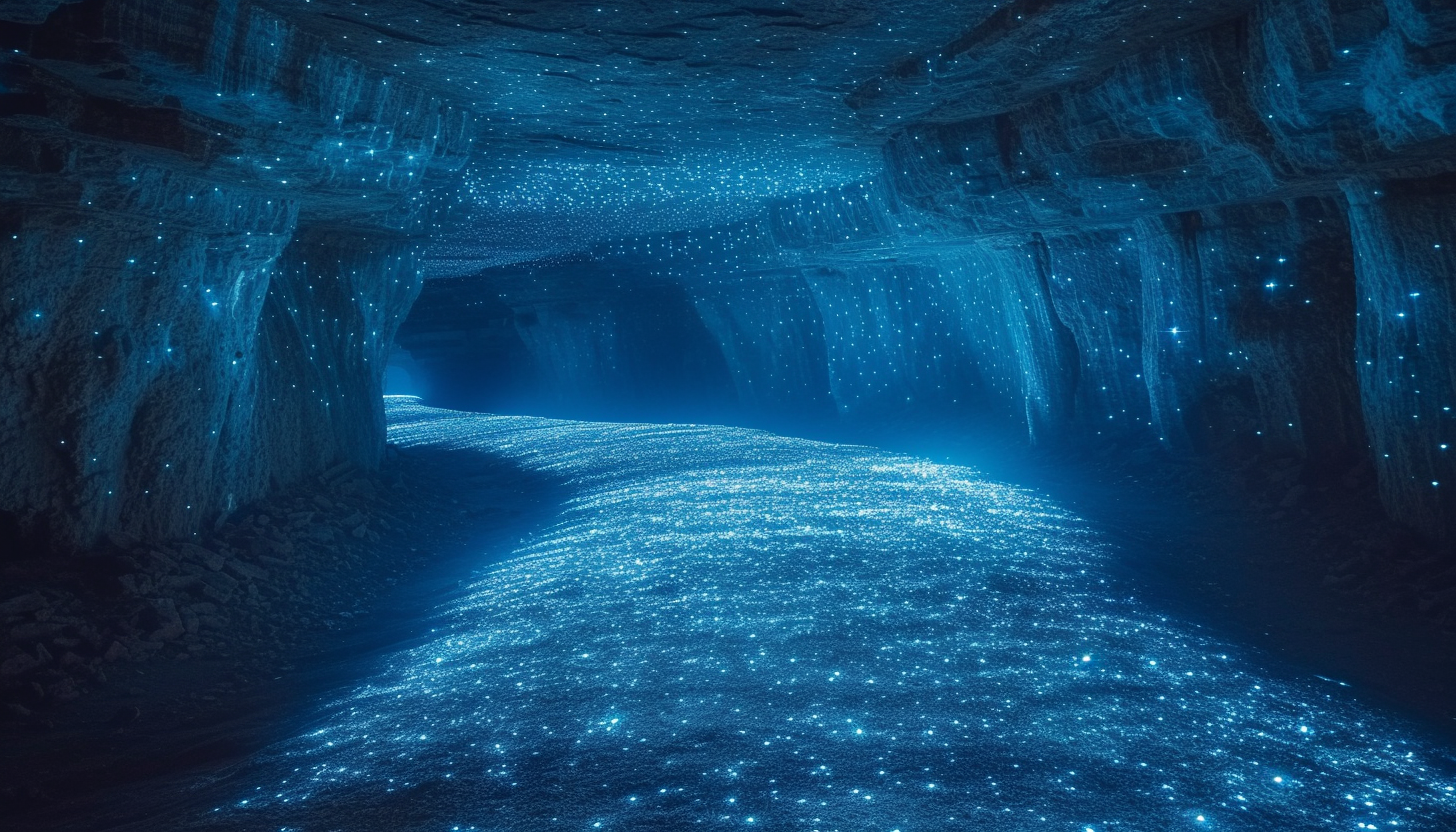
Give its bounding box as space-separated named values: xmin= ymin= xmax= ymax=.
xmin=1345 ymin=178 xmax=1456 ymax=544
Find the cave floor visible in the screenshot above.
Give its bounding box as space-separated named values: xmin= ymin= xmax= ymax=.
xmin=825 ymin=417 xmax=1456 ymax=741
xmin=12 ymin=400 xmax=1456 ymax=830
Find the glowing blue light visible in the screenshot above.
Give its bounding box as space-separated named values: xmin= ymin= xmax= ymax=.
xmin=193 ymin=402 xmax=1456 ymax=830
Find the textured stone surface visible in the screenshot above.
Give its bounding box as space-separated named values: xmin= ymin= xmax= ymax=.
xmin=3 ymin=0 xmax=1455 ymax=549
xmin=1344 ymin=177 xmax=1456 ymax=543
xmin=0 ymin=149 xmax=294 ymax=549
xmin=0 ymin=0 xmax=460 ymax=550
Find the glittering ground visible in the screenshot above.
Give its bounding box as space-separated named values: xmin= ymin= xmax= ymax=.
xmin=188 ymin=400 xmax=1456 ymax=831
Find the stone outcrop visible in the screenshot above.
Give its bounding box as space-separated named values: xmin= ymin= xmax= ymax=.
xmin=0 ymin=0 xmax=467 ymax=552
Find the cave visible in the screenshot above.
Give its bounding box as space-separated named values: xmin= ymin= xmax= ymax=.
xmin=3 ymin=0 xmax=1456 ymax=828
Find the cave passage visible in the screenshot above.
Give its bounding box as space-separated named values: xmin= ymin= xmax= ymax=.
xmin=159 ymin=399 xmax=1455 ymax=831
xmin=6 ymin=0 xmax=1456 ymax=827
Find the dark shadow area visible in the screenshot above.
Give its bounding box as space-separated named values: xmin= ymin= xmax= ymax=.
xmin=5 ymin=445 xmax=575 ymax=832
xmin=398 ymin=266 xmax=741 ymax=426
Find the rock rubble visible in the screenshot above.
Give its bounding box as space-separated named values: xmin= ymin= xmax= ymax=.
xmin=1 ymin=444 xmax=419 ymax=726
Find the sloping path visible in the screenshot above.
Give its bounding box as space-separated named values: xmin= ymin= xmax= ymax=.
xmin=171 ymin=400 xmax=1456 ymax=830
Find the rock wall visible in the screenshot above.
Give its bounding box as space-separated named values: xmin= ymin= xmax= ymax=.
xmin=250 ymin=226 xmax=422 ymax=499
xmin=5 ymin=0 xmax=1448 ymax=550
xmin=0 ymin=152 xmax=294 ymax=551
xmin=0 ymin=0 xmax=468 ymax=552
xmin=399 ymin=261 xmax=738 ymax=422
xmin=1344 ymin=177 xmax=1456 ymax=545
xmin=858 ymin=0 xmax=1455 ymax=542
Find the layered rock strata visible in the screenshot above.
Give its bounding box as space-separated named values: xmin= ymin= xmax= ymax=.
xmin=0 ymin=0 xmax=468 ymax=551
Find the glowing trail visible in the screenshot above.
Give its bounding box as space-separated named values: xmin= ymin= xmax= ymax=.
xmin=197 ymin=400 xmax=1456 ymax=830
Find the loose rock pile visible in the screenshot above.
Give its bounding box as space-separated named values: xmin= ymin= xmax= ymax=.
xmin=0 ymin=446 xmax=425 ymax=725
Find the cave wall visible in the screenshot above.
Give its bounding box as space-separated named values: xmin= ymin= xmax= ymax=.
xmin=400 ymin=261 xmax=739 ymax=422
xmin=6 ymin=0 xmax=1445 ymax=549
xmin=0 ymin=154 xmax=294 ymax=550
xmin=859 ymin=0 xmax=1455 ymax=542
xmin=1344 ymin=177 xmax=1456 ymax=544
xmin=0 ymin=0 xmax=469 ymax=551
xmin=248 ymin=226 xmax=422 ymax=497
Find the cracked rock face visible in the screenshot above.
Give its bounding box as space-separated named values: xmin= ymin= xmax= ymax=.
xmin=1 ymin=0 xmax=1454 ymax=549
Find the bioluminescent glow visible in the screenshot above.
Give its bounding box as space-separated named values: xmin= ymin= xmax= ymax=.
xmin=190 ymin=400 xmax=1456 ymax=830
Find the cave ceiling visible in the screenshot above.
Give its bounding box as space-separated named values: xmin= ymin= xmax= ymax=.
xmin=242 ymin=0 xmax=1250 ymax=270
